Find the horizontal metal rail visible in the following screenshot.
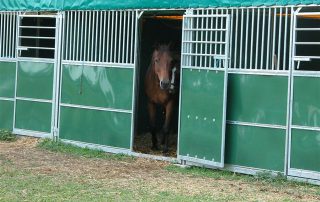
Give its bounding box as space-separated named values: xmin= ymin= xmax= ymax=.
xmin=19 ymin=15 xmax=57 ymax=18
xmin=18 ymin=46 xmax=55 ymax=50
xmin=16 ymin=97 xmax=53 ymax=103
xmin=19 ymin=36 xmax=55 ymax=40
xmin=60 ymin=103 xmax=132 ymax=114
xmin=0 ymin=97 xmax=14 ymax=101
xmin=227 ymin=120 xmax=286 ymax=130
xmin=20 ymin=26 xmax=56 ymax=29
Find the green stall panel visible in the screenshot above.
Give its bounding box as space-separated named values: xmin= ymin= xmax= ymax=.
xmin=179 ymin=69 xmax=226 ymax=166
xmin=59 ymin=107 xmax=131 ymax=149
xmin=227 ymin=74 xmax=288 ymax=126
xmin=290 ymin=129 xmax=320 ymax=173
xmin=0 ymin=100 xmax=14 ymax=130
xmin=292 ymin=76 xmax=320 ymax=127
xmin=16 ymin=61 xmax=54 ymax=100
xmin=0 ymin=62 xmax=16 ymax=98
xmin=61 ymin=65 xmax=133 ymax=110
xmin=225 ymin=124 xmax=286 ymax=171
xmin=15 ymin=100 xmax=52 ymax=133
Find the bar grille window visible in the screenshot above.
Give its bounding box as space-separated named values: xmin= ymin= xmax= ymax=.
xmin=228 ymin=7 xmax=293 ymax=71
xmin=63 ymin=10 xmax=137 ymax=65
xmin=0 ymin=12 xmax=17 ymax=59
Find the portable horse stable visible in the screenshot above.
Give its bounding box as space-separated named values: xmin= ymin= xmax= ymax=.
xmin=0 ymin=0 xmax=320 ymax=184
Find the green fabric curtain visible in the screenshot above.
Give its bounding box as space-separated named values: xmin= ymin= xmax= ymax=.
xmin=0 ymin=0 xmax=318 ymax=11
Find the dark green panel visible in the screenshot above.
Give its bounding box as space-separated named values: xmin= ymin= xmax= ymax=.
xmin=61 ymin=65 xmax=133 ymax=110
xmin=225 ymin=124 xmax=285 ymax=171
xmin=292 ymin=76 xmax=320 ymax=127
xmin=291 ymin=129 xmax=320 ymax=172
xmin=15 ymin=100 xmax=52 ymax=133
xmin=227 ymin=74 xmax=288 ymax=125
xmin=0 ymin=62 xmax=16 ymax=98
xmin=17 ymin=61 xmax=54 ymax=100
xmin=0 ymin=100 xmax=14 ymax=130
xmin=179 ymin=69 xmax=225 ymax=163
xmin=59 ymin=107 xmax=131 ymax=149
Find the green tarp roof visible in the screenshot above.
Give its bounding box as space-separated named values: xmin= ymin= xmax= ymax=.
xmin=0 ymin=0 xmax=319 ymax=11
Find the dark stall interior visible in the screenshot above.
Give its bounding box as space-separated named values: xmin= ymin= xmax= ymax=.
xmin=133 ymin=11 xmax=183 ymax=156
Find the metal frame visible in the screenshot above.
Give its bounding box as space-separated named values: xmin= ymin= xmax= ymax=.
xmin=13 ymin=12 xmax=62 ymax=138
xmin=178 ymin=8 xmax=230 ymax=168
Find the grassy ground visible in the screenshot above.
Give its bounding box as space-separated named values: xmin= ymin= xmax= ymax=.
xmin=0 ymin=137 xmax=319 ymax=201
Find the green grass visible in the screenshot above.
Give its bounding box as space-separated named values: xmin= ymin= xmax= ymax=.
xmin=165 ymin=165 xmax=317 ymax=188
xmin=37 ymin=139 xmax=135 ymax=161
xmin=0 ymin=130 xmax=16 ymax=142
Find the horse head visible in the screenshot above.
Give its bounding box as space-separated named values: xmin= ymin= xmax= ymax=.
xmin=151 ymin=44 xmax=174 ymax=90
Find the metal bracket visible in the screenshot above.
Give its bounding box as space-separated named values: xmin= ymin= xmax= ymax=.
xmin=293 ymin=57 xmax=311 ymax=69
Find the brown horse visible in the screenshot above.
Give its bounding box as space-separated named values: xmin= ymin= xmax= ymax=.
xmin=145 ymin=44 xmax=180 ymax=155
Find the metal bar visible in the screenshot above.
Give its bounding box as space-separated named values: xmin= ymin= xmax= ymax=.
xmin=76 ymin=11 xmax=80 ymax=61
xmin=0 ymin=13 xmax=3 ymax=57
xmin=80 ymin=11 xmax=84 ymax=61
xmin=84 ymin=11 xmax=88 ymax=61
xmin=9 ymin=13 xmax=12 ymax=58
xmin=255 ymin=8 xmax=260 ymax=69
xmin=106 ymin=11 xmax=111 ymax=63
xmin=182 ymin=53 xmax=227 ymax=57
xmin=184 ymin=28 xmax=227 ymax=31
xmin=19 ymin=15 xmax=57 ymax=18
xmin=61 ymin=60 xmax=134 ymax=68
xmin=184 ymin=40 xmax=227 ymax=44
xmin=122 ymin=11 xmax=126 ymax=64
xmin=227 ymin=120 xmax=286 ymax=129
xmin=16 ymin=97 xmax=52 ymax=103
xmin=88 ymin=11 xmax=92 ymax=61
xmin=272 ymin=8 xmax=277 ymax=70
xmin=260 ymin=8 xmax=266 ymax=70
xmin=229 ymin=9 xmax=234 ymax=69
xmin=95 ymin=11 xmax=99 ymax=62
xmin=102 ymin=11 xmax=107 ymax=63
xmin=99 ymin=11 xmax=103 ymax=62
xmin=4 ymin=13 xmax=8 ymax=57
xmin=244 ymin=8 xmax=249 ymax=69
xmin=234 ymin=9 xmax=239 ymax=69
xmin=0 ymin=97 xmax=14 ymax=101
xmin=20 ymin=26 xmax=56 ymax=29
xmin=118 ymin=11 xmax=122 ymax=63
xmin=72 ymin=11 xmax=76 ymax=61
xmin=110 ymin=11 xmax=114 ymax=63
xmin=283 ymin=7 xmax=288 ymax=70
xmin=266 ymin=8 xmax=271 ymax=69
xmin=125 ymin=11 xmax=129 ymax=64
xmin=219 ymin=9 xmax=224 ymax=67
xmin=295 ymin=42 xmax=320 ymax=45
xmin=17 ymin=46 xmax=55 ymax=50
xmin=114 ymin=11 xmax=118 ymax=63
xmin=204 ymin=9 xmax=208 ymax=68
xmin=18 ymin=36 xmax=56 ymax=40
xmin=239 ymin=8 xmax=244 ymax=69
xmin=295 ymin=28 xmax=320 ymax=31
xmin=91 ymin=11 xmax=96 ymax=62
xmin=195 ymin=9 xmax=200 ymax=67
xmin=184 ymin=14 xmax=230 ymax=18
xmin=60 ymin=103 xmax=132 ymax=114
xmin=66 ymin=12 xmax=70 ymax=60
xmin=130 ymin=11 xmax=134 ymax=64
xmin=277 ymin=7 xmax=283 ymax=70
xmin=250 ymin=8 xmax=255 ymax=69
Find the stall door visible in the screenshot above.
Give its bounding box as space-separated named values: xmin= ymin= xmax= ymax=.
xmin=13 ymin=13 xmax=62 ymax=138
xmin=288 ymin=9 xmax=320 ymax=181
xmin=178 ymin=10 xmax=230 ymax=167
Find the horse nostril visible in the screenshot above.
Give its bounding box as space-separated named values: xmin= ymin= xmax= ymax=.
xmin=160 ymin=80 xmax=170 ymax=89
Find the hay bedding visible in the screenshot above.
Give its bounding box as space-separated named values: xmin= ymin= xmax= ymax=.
xmin=133 ymin=132 xmax=177 ymax=157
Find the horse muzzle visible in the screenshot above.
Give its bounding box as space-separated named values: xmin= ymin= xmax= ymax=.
xmin=160 ymin=79 xmax=170 ymax=90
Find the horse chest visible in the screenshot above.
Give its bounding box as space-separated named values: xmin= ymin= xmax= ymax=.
xmin=146 ymin=84 xmax=170 ymax=105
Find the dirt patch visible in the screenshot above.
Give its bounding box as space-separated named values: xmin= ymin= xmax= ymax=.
xmin=1 ymin=137 xmax=319 ymax=201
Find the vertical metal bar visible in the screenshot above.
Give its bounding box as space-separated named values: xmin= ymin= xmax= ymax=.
xmin=122 ymin=11 xmax=127 ymax=64
xmin=283 ymin=7 xmax=288 ymax=71
xmin=99 ymin=11 xmax=103 ymax=62
xmin=72 ymin=11 xmax=76 ymax=61
xmin=200 ymin=9 xmax=204 ymax=68
xmin=204 ymin=10 xmax=209 ymax=68
xmin=130 ymin=11 xmax=135 ymax=64
xmin=114 ymin=11 xmax=118 ymax=63
xmin=4 ymin=13 xmax=8 ymax=57
xmin=277 ymin=7 xmax=283 ymax=70
xmin=102 ymin=11 xmax=106 ymax=63
xmin=80 ymin=11 xmax=84 ymax=61
xmin=92 ymin=11 xmax=96 ymax=62
xmin=229 ymin=9 xmax=234 ymax=69
xmin=266 ymin=8 xmax=271 ymax=70
xmin=209 ymin=11 xmax=213 ymax=68
xmin=88 ymin=11 xmax=92 ymax=61
xmin=110 ymin=11 xmax=114 ymax=63
xmin=244 ymin=8 xmax=249 ymax=69
xmin=13 ymin=13 xmax=20 ymax=131
xmin=250 ymin=8 xmax=255 ymax=69
xmin=214 ymin=9 xmax=218 ymax=68
xmin=260 ymin=8 xmax=266 ymax=69
xmin=239 ymin=8 xmax=244 ymax=69
xmin=289 ymin=7 xmax=294 ymax=71
xmin=106 ymin=11 xmax=111 ymax=63
xmin=195 ymin=10 xmax=199 ymax=67
xmin=118 ymin=11 xmax=122 ymax=63
xmin=125 ymin=11 xmax=130 ymax=64
xmin=66 ymin=12 xmax=70 ymax=60
xmin=220 ymin=9 xmax=224 ymax=67
xmin=272 ymin=8 xmax=277 ymax=70
xmin=0 ymin=13 xmax=2 ymax=57
xmin=255 ymin=8 xmax=260 ymax=69
xmin=95 ymin=11 xmax=99 ymax=62
xmin=76 ymin=11 xmax=80 ymax=61
xmin=234 ymin=9 xmax=239 ymax=69
xmin=84 ymin=11 xmax=88 ymax=61
xmin=9 ymin=13 xmax=12 ymax=58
